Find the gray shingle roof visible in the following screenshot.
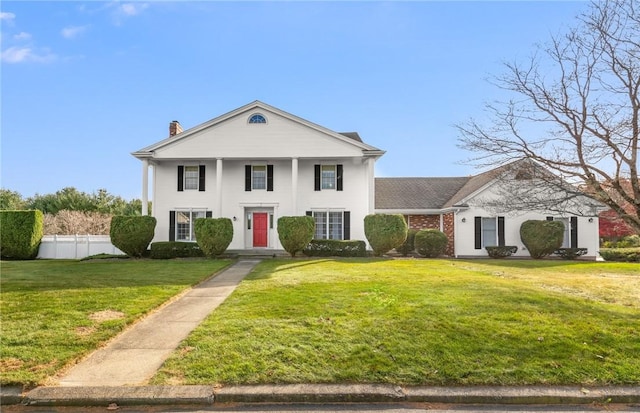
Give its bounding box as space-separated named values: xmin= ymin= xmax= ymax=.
xmin=375 ymin=177 xmax=471 ymax=209
xmin=339 ymin=132 xmax=363 ymax=142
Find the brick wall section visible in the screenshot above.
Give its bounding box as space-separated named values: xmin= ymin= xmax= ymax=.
xmin=406 ymin=213 xmax=456 ymax=256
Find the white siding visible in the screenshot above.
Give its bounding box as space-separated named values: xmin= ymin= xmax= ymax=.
xmin=454 ymin=183 xmax=600 ymax=258
xmin=153 ymin=111 xmax=364 ymax=160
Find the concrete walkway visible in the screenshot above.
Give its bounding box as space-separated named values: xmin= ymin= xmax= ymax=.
xmin=58 ymin=259 xmax=260 ymax=387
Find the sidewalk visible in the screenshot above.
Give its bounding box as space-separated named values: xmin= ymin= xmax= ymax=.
xmin=57 ymin=259 xmax=261 ymax=387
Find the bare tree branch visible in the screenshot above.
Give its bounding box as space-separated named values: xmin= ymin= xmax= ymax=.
xmin=456 ymin=0 xmax=640 ymax=234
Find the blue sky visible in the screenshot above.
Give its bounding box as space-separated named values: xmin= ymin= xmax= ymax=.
xmin=1 ymin=1 xmax=588 ymax=200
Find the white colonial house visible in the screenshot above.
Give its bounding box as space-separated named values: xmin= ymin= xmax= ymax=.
xmin=132 ymin=101 xmax=604 ymax=259
xmin=132 ymin=101 xmax=384 ymax=251
xmin=375 ymin=160 xmax=606 ymax=259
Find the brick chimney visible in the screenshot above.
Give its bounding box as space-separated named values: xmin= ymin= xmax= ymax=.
xmin=169 ymin=120 xmax=183 ymax=137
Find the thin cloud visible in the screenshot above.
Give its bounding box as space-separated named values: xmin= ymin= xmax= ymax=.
xmin=1 ymin=46 xmax=56 ymax=64
xmin=0 ymin=12 xmax=16 ymax=21
xmin=110 ymin=2 xmax=149 ymax=25
xmin=61 ymin=25 xmax=88 ymax=39
xmin=13 ymin=32 xmax=32 ymax=41
xmin=120 ymin=3 xmax=148 ymax=17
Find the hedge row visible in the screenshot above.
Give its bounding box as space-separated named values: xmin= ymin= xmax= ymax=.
xmin=599 ymin=248 xmax=640 ymax=262
xmin=303 ymin=239 xmax=367 ymax=257
xmin=150 ymin=242 xmax=204 ymax=259
xmin=0 ymin=210 xmax=44 ymax=259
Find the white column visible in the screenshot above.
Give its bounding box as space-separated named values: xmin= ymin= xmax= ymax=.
xmin=141 ymin=159 xmax=149 ymax=216
xmin=367 ymin=157 xmax=376 ymax=213
xmin=216 ymin=158 xmax=223 ymax=218
xmin=291 ymin=158 xmax=299 ymax=214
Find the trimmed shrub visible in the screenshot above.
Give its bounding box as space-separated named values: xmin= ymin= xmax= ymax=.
xmin=554 ymin=247 xmax=588 ymax=260
xmin=485 ymin=246 xmax=518 ymax=258
xmin=277 ymin=216 xmax=315 ymax=257
xmin=110 ymin=215 xmax=156 ymax=258
xmin=599 ymin=247 xmax=640 ymax=262
xmin=603 ymin=235 xmax=640 ymax=248
xmin=364 ymin=214 xmax=407 ymax=256
xmin=150 ymin=242 xmax=204 ymax=259
xmin=520 ymin=220 xmax=565 ymax=259
xmin=396 ymin=229 xmax=418 ymax=256
xmin=194 ymin=218 xmax=233 ymax=258
xmin=0 ymin=210 xmax=44 ymax=260
xmin=414 ymin=229 xmax=448 ymax=258
xmin=303 ymin=239 xmax=367 ymax=257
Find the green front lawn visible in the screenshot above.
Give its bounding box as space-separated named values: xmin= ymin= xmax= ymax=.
xmin=0 ymin=259 xmax=231 ymax=386
xmin=153 ymin=258 xmax=640 ymax=386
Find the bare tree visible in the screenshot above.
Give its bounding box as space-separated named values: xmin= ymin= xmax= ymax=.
xmin=457 ymin=0 xmax=639 ymax=233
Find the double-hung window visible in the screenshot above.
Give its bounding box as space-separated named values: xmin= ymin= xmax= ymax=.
xmin=184 ymin=166 xmax=199 ymax=190
xmin=309 ymin=210 xmax=350 ymax=240
xmin=171 ymin=209 xmax=207 ymax=241
xmin=321 ymin=165 xmax=336 ymax=190
xmin=474 ymin=216 xmax=505 ymax=249
xmin=314 ymin=164 xmax=343 ymax=191
xmin=252 ymin=166 xmax=267 ymax=190
xmin=245 ymin=165 xmax=273 ymax=191
xmin=481 ymin=217 xmax=497 ymax=247
xmin=177 ymin=165 xmax=205 ymax=191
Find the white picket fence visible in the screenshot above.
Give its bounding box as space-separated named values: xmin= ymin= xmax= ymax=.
xmin=37 ymin=235 xmax=124 ymax=259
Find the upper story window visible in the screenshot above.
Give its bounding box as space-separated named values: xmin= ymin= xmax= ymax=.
xmin=321 ymin=165 xmax=336 ymax=190
xmin=245 ymin=164 xmax=274 ymax=191
xmin=248 ymin=113 xmax=267 ymax=124
xmin=178 ymin=165 xmax=205 ymax=192
xmin=314 ymin=164 xmax=343 ymax=191
xmin=184 ymin=166 xmax=199 ymax=190
xmin=252 ymin=165 xmax=267 ymax=190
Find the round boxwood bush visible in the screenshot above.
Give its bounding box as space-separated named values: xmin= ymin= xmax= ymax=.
xmin=396 ymin=228 xmax=418 ymax=256
xmin=414 ymin=229 xmax=448 ymax=258
xmin=194 ymin=217 xmax=233 ymax=258
xmin=364 ymin=214 xmax=407 ymax=256
xmin=278 ymin=216 xmax=315 ymax=257
xmin=110 ymin=215 xmax=156 ymax=258
xmin=520 ymin=219 xmax=565 ymax=259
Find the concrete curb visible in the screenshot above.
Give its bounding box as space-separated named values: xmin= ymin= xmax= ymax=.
xmin=4 ymin=384 xmax=639 ymax=407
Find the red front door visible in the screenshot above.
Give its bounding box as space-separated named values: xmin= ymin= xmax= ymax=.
xmin=253 ymin=213 xmax=268 ymax=247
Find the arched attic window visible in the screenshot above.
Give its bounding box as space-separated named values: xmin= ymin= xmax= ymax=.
xmin=248 ymin=113 xmax=267 ymax=124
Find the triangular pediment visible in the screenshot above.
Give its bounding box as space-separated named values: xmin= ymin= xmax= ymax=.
xmin=132 ymin=101 xmax=383 ymax=160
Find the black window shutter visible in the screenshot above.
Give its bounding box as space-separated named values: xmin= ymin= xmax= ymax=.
xmin=306 ymin=211 xmax=313 ymax=217
xmin=199 ymin=165 xmax=206 ymax=192
xmin=177 ymin=166 xmax=184 ymax=192
xmin=245 ymin=165 xmax=252 ymax=191
xmin=336 ymin=164 xmax=343 ymax=191
xmin=474 ymin=216 xmax=482 ymax=249
xmin=343 ymin=211 xmax=350 ymax=240
xmin=314 ymin=165 xmax=321 ymax=191
xmin=206 ymin=211 xmax=212 ymax=218
xmin=546 ymin=216 xmax=554 ymax=221
xmin=169 ymin=211 xmax=176 ymax=241
xmin=570 ymin=217 xmax=578 ymax=248
xmin=267 ymin=165 xmax=274 ymax=192
xmin=498 ymin=216 xmax=505 ymax=246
